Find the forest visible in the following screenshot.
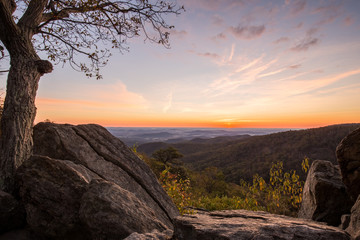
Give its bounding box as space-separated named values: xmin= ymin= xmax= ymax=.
xmin=138 ymin=124 xmax=360 ymax=183
xmin=134 ymin=124 xmax=360 ymax=216
xmin=133 ymin=145 xmax=309 ymax=216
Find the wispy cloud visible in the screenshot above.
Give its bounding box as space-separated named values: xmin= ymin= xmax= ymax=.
xmin=190 ymin=44 xmax=236 ymax=67
xmin=273 ymin=37 xmax=289 ymax=44
xmin=205 ymin=56 xmax=281 ymax=96
xmin=315 ymin=82 xmax=360 ymax=96
xmin=295 ymin=22 xmax=303 ymax=29
xmin=212 ymin=15 xmax=224 ymax=26
xmin=288 ymin=0 xmax=306 ymax=15
xmin=288 ymin=64 xmax=302 ymax=69
xmin=189 ymin=50 xmax=220 ymax=59
xmin=163 ymin=91 xmax=173 ymax=113
xmin=212 ymin=33 xmax=227 ymax=42
xmin=198 ymin=52 xmax=220 ymax=59
xmin=287 ymin=69 xmax=360 ymax=96
xmin=343 ymin=16 xmax=354 ymax=26
xmin=169 ymin=29 xmax=188 ymax=39
xmin=228 ymin=44 xmax=235 ymax=62
xmin=229 ymin=24 xmax=266 ymax=40
xmin=183 ymin=0 xmax=245 ymax=11
xmin=258 ymin=68 xmax=286 ymax=78
xmin=290 ymin=28 xmax=319 ymax=52
xmin=291 ymin=38 xmax=319 ymax=52
xmin=235 ymin=56 xmax=263 ymax=73
xmin=312 ymin=3 xmax=343 ymax=26
xmin=36 ymin=82 xmax=148 ymax=110
xmin=241 ymin=58 xmax=278 ymax=81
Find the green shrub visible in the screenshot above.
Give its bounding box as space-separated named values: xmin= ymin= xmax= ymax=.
xmin=159 ymin=168 xmax=194 ymax=215
xmin=137 ymin=146 xmax=308 ymax=217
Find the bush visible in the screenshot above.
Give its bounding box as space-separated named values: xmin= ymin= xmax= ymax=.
xmin=159 ymin=168 xmax=193 ymax=215
xmin=136 ymin=146 xmax=308 ymax=216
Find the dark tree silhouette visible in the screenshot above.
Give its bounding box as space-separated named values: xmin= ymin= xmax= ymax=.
xmin=0 ymin=0 xmax=183 ymax=193
xmin=152 ymin=146 xmax=183 ymax=165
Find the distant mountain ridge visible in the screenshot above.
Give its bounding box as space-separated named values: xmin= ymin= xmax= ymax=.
xmin=137 ymin=124 xmax=360 ymax=183
xmin=107 ymin=127 xmax=292 ymax=146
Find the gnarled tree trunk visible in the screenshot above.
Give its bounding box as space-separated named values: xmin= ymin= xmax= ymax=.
xmin=0 ymin=56 xmax=50 ymax=193
xmin=0 ymin=0 xmax=52 ymax=193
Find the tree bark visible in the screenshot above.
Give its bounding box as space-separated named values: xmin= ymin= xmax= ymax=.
xmin=0 ymin=0 xmax=52 ymax=194
xmin=0 ymin=56 xmax=50 ymax=193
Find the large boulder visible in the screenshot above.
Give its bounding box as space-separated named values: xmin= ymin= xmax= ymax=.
xmin=346 ymin=195 xmax=360 ymax=239
xmin=16 ymin=155 xmax=95 ymax=239
xmin=14 ymin=123 xmax=178 ymax=239
xmin=336 ymin=127 xmax=360 ymax=200
xmin=0 ymin=229 xmax=34 ymax=240
xmin=0 ymin=190 xmax=25 ymax=233
xmin=33 ymin=123 xmax=178 ymax=226
xmin=79 ymin=179 xmax=168 ymax=239
xmin=173 ymin=210 xmax=351 ymax=240
xmin=298 ymin=160 xmax=353 ymax=226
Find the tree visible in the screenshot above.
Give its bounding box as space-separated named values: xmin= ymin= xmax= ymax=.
xmin=196 ymin=166 xmax=227 ymax=196
xmin=0 ymin=0 xmax=183 ymax=193
xmin=152 ymin=146 xmax=183 ymax=165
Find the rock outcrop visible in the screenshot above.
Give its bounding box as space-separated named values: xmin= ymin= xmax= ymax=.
xmin=16 ymin=155 xmax=94 ymax=239
xmin=32 ymin=123 xmax=178 ymax=227
xmin=0 ymin=190 xmax=25 ymax=234
xmin=298 ymin=160 xmax=353 ymax=226
xmin=79 ymin=179 xmax=168 ymax=239
xmin=124 ymin=229 xmax=173 ymax=240
xmin=2 ymin=122 xmax=359 ymax=239
xmin=336 ymin=127 xmax=360 ymax=200
xmin=173 ymin=210 xmax=351 ymax=240
xmin=346 ymin=195 xmax=360 ymax=240
xmin=13 ymin=123 xmax=179 ymax=239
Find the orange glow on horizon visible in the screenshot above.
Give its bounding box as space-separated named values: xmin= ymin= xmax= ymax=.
xmin=34 ymin=113 xmax=360 ymax=129
xmin=35 ymin=97 xmax=360 ymax=129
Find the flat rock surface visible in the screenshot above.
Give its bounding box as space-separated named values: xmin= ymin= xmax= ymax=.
xmin=173 ymin=210 xmax=351 ymax=240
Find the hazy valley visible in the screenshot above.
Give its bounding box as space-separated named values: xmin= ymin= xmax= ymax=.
xmin=131 ymin=124 xmax=360 ymax=183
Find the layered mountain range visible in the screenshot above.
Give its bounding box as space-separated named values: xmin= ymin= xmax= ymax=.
xmin=138 ymin=124 xmax=360 ymax=183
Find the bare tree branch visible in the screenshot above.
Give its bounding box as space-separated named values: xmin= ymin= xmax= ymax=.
xmin=0 ymin=0 xmax=20 ymax=47
xmin=18 ymin=0 xmax=49 ymax=34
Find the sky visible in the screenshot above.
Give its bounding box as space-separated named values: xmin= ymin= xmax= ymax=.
xmin=1 ymin=0 xmax=360 ymax=128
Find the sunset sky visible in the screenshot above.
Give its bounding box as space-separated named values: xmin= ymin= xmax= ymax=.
xmin=1 ymin=0 xmax=360 ymax=128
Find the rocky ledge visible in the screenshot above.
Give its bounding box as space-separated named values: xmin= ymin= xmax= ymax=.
xmin=0 ymin=124 xmax=359 ymax=239
xmin=173 ymin=210 xmax=351 ymax=240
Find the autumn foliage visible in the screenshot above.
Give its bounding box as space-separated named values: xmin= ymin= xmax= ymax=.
xmin=134 ymin=146 xmax=309 ymax=216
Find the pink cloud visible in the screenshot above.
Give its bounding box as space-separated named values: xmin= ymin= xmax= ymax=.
xmin=343 ymin=16 xmax=354 ymax=26
xmin=291 ymin=38 xmax=319 ymax=52
xmin=289 ymin=0 xmax=306 ymax=15
xmin=288 ymin=64 xmax=302 ymax=69
xmin=188 ymin=50 xmax=220 ymax=59
xmin=169 ymin=29 xmax=188 ymax=39
xmin=290 ymin=28 xmax=319 ymax=52
xmin=312 ymin=3 xmax=343 ymax=26
xmin=273 ymin=37 xmax=289 ymax=44
xmin=212 ymin=33 xmax=227 ymax=42
xmin=197 ymin=52 xmax=220 ymax=59
xmin=181 ymin=0 xmax=245 ymax=11
xmin=212 ymin=15 xmax=224 ymax=26
xmin=295 ymin=22 xmax=303 ymax=29
xmin=229 ymin=24 xmax=266 ymax=40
